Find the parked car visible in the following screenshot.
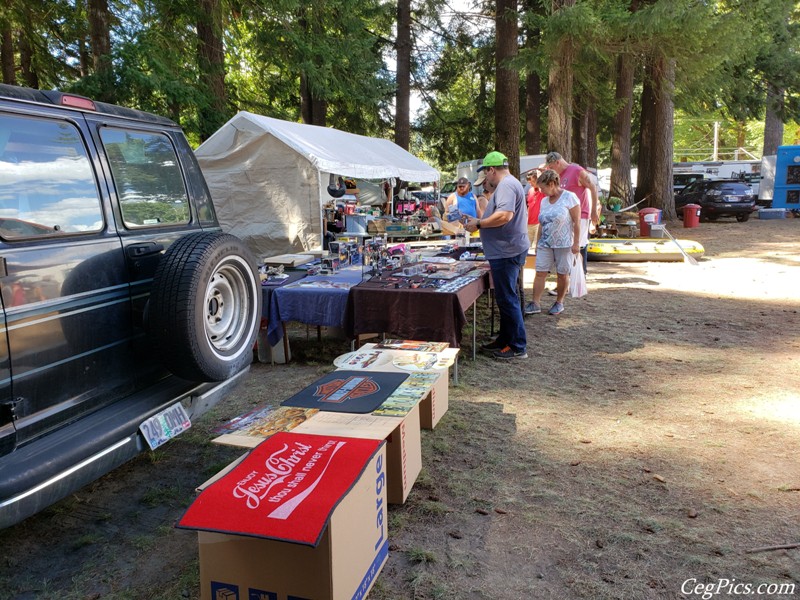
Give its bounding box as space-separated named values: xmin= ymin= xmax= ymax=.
xmin=675 ymin=179 xmax=757 ymax=222
xmin=0 ymin=84 xmax=261 ymax=528
xmin=673 ymin=173 xmax=705 ymax=196
xmin=438 ymin=180 xmax=457 ymax=202
xmin=411 ymin=191 xmax=437 ymax=206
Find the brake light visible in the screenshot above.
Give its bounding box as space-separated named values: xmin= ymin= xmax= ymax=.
xmin=61 ymin=95 xmax=96 ymax=110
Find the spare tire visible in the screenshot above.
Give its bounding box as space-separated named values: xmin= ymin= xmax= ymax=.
xmin=148 ymin=232 xmax=261 ymax=382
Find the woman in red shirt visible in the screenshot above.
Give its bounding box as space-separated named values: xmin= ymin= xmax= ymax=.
xmin=526 ymin=169 xmax=546 ymax=251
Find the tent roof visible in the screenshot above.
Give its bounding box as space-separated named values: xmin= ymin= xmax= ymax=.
xmin=200 ymin=111 xmax=439 ymax=182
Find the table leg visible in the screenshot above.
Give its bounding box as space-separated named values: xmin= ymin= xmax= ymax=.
xmin=490 ymin=289 xmax=495 ymax=336
xmin=472 ymin=300 xmax=476 ymax=361
xmin=453 ymin=357 xmax=459 ymax=385
xmin=282 ymin=322 xmax=290 ymax=364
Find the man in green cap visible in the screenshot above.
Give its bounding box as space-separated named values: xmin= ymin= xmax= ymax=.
xmin=463 ymin=151 xmax=529 ymax=359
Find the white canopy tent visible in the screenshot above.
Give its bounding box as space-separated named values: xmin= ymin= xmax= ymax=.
xmin=195 ymin=111 xmax=440 ymax=258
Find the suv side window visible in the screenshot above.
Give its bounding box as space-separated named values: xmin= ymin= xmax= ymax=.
xmin=100 ymin=128 xmax=190 ymax=228
xmin=0 ymin=113 xmax=103 ymax=239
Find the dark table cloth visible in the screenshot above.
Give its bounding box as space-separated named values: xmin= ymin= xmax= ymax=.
xmin=343 ymin=271 xmax=488 ymax=348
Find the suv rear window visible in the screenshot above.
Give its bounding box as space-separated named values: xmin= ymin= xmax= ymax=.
xmin=715 ymin=183 xmax=751 ymax=194
xmin=100 ymin=128 xmax=190 ymax=228
xmin=0 ymin=113 xmax=103 ymax=239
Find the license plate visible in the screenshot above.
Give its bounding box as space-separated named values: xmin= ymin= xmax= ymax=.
xmin=139 ymin=402 xmax=191 ymax=450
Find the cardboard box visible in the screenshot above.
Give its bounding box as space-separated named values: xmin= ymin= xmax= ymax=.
xmin=357 ymin=343 xmax=456 ymax=429
xmin=182 ymin=435 xmax=388 ymax=600
xmin=293 ymin=405 xmax=422 ymax=505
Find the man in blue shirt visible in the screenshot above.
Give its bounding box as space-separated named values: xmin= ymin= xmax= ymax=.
xmin=463 ymin=151 xmax=529 ymax=360
xmin=444 ymin=176 xmax=482 ymax=219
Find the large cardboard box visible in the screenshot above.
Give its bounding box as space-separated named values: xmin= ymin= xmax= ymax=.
xmin=181 ymin=433 xmax=389 ymax=600
xmin=293 ymin=405 xmax=422 ymax=505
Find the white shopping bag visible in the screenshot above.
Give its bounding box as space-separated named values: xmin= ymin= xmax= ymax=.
xmin=569 ymin=254 xmax=587 ymax=298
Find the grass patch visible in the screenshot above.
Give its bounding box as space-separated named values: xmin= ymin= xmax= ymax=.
xmin=407 ymin=547 xmax=437 ymax=564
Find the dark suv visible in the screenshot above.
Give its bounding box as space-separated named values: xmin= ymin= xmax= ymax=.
xmin=675 ymin=179 xmax=757 ymax=222
xmin=0 ymin=84 xmax=261 ymax=528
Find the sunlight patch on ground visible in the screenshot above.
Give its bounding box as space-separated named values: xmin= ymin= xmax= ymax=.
xmin=588 ymin=256 xmax=800 ymax=302
xmin=738 ymin=392 xmax=800 ymax=426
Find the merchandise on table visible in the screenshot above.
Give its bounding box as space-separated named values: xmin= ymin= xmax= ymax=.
xmin=213 ymin=405 xmax=318 ymax=436
xmin=281 ymin=370 xmax=409 ymax=413
xmin=375 ymin=339 xmax=450 ymax=353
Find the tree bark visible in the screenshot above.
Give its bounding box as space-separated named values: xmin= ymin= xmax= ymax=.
xmin=547 ymin=0 xmax=575 ymax=160
xmin=88 ymin=0 xmax=114 ymax=102
xmin=635 ymin=58 xmax=656 ymax=206
xmin=525 ymin=71 xmax=542 ymax=155
xmin=571 ymin=106 xmax=588 ymax=167
xmin=300 ymin=73 xmax=327 ymax=126
xmin=394 ymin=0 xmax=411 ymax=150
xmin=495 ymin=0 xmax=520 ymax=177
xmin=18 ymin=32 xmax=38 ymax=89
xmin=523 ymin=2 xmax=542 ymax=155
xmin=197 ymin=0 xmax=228 ymax=140
xmin=1 ymin=22 xmax=13 ymax=85
xmin=650 ymin=57 xmax=676 ymax=219
xmin=643 ymin=55 xmax=675 ymax=217
xmin=586 ymin=104 xmax=597 ymax=172
xmin=763 ymin=82 xmax=784 ymax=156
xmin=610 ymin=53 xmax=635 ymax=203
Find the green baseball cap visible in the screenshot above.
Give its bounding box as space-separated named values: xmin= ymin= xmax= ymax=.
xmin=477 ymin=150 xmax=509 ymax=172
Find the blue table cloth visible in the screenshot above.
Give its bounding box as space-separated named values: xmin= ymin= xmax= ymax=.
xmin=266 ymin=266 xmax=363 ymax=346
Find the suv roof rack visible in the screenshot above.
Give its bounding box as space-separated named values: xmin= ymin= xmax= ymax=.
xmin=0 ymin=83 xmax=176 ymax=127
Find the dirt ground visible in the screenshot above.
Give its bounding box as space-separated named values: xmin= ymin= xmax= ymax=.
xmin=1 ymin=216 xmax=799 ymax=600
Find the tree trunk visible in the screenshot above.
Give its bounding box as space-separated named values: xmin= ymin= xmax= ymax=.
xmin=586 ymin=104 xmax=597 ymax=172
xmin=88 ymin=0 xmax=114 ymax=102
xmin=571 ymin=106 xmax=588 ymax=167
xmin=394 ymin=0 xmax=411 ymax=150
xmin=79 ymin=38 xmax=90 ymax=78
xmin=547 ymin=0 xmax=575 ymax=160
xmin=763 ymin=82 xmax=784 ymax=156
xmin=610 ymin=53 xmax=635 ymax=203
xmin=197 ymin=0 xmax=228 ymax=140
xmin=635 ymin=59 xmax=656 ymax=206
xmin=649 ymin=55 xmax=675 ymax=217
xmin=18 ymin=32 xmax=37 ymax=89
xmin=300 ymin=73 xmax=327 ymax=126
xmin=523 ymin=3 xmax=542 ymax=155
xmin=525 ymin=71 xmax=542 ymax=155
xmin=1 ymin=22 xmax=13 ymax=85
xmin=495 ymin=0 xmax=520 ymax=177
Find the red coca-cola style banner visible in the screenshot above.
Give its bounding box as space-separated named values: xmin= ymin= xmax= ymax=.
xmin=177 ymin=432 xmax=383 ymax=546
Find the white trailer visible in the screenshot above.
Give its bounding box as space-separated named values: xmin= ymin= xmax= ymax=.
xmin=456 ymin=154 xmax=548 ymax=185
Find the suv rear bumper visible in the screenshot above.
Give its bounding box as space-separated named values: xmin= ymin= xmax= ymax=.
xmin=702 ymin=202 xmax=756 ymax=217
xmin=0 ymin=369 xmax=248 ymax=529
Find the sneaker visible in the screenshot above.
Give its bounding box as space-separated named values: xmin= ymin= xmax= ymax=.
xmin=547 ymin=288 xmax=558 ymax=296
xmin=493 ymin=346 xmax=528 ymax=360
xmin=524 ymin=301 xmax=541 ymax=315
xmin=548 ymin=302 xmax=564 ymax=315
xmin=480 ymin=338 xmax=505 ymax=351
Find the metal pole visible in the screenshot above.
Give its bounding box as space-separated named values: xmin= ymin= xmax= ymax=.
xmin=713 ymin=122 xmax=719 ymax=161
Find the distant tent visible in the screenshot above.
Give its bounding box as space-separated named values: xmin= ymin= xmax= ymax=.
xmin=196 ymin=112 xmax=439 ymax=258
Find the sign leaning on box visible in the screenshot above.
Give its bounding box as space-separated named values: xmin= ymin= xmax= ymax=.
xmin=178 ymin=432 xmax=389 ymax=600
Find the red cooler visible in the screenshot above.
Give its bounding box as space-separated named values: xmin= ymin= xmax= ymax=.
xmin=683 ymin=204 xmax=701 ymax=228
xmin=638 ymin=207 xmax=662 ymax=237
